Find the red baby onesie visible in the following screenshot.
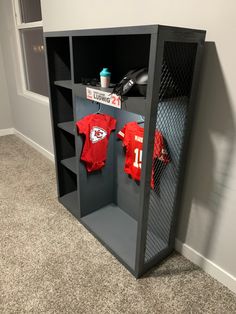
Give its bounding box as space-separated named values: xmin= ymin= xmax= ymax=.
xmin=76 ymin=114 xmax=116 ymax=172
xmin=117 ymin=121 xmax=169 ymax=188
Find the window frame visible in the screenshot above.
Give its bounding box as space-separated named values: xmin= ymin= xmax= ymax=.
xmin=13 ymin=0 xmax=49 ymax=104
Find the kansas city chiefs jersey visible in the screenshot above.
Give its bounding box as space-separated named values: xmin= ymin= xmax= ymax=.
xmin=117 ymin=121 xmax=169 ymax=188
xmin=76 ymin=114 xmax=116 ymax=172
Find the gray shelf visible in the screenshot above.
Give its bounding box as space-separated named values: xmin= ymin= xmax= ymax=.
xmin=57 ymin=121 xmax=75 ymax=135
xmin=59 ymin=191 xmax=79 ymax=219
xmin=61 ymin=157 xmax=77 ymax=174
xmin=54 ymin=80 xmax=72 ymax=89
xmin=81 ymin=204 xmax=137 ymax=270
xmin=74 ymin=84 xmax=146 ymax=116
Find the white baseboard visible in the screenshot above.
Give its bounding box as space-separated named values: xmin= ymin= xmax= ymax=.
xmin=175 ymin=239 xmax=236 ymax=294
xmin=14 ymin=129 xmax=54 ymax=162
xmin=0 ymin=128 xmax=14 ymax=136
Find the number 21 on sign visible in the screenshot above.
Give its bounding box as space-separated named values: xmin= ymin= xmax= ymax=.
xmin=110 ymin=94 xmax=121 ymax=108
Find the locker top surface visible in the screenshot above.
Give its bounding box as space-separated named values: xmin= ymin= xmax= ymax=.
xmin=44 ymin=24 xmax=206 ymax=38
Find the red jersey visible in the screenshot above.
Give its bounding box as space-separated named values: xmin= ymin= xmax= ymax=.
xmin=76 ymin=114 xmax=116 ymax=172
xmin=117 ymin=122 xmax=169 ymax=188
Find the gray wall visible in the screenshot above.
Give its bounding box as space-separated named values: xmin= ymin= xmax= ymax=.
xmin=0 ymin=39 xmax=12 ymax=130
xmin=177 ymin=43 xmax=236 ymax=277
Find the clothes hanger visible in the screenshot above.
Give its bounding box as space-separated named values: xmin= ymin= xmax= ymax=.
xmin=137 ymin=115 xmax=145 ymax=124
xmin=94 ymin=102 xmax=102 ymax=114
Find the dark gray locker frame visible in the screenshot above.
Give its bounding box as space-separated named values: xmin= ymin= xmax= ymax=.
xmin=44 ymin=25 xmax=206 ymax=278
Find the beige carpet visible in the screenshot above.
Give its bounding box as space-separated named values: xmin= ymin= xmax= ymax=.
xmin=0 ymin=135 xmax=235 ymax=313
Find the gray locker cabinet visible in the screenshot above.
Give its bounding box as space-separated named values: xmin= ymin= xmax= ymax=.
xmin=44 ymin=25 xmax=206 ymax=277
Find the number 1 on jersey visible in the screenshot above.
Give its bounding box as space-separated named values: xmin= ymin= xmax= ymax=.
xmin=133 ymin=148 xmax=143 ymax=168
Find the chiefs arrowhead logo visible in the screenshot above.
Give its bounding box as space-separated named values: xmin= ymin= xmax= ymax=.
xmin=90 ymin=126 xmax=107 ymax=143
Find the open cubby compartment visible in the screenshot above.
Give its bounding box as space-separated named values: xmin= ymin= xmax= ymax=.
xmin=51 ymin=86 xmax=76 ymax=137
xmin=56 ymin=136 xmax=78 ymax=217
xmin=52 ymin=86 xmax=76 ymax=171
xmin=58 ymin=165 xmax=77 ymax=196
xmin=72 ymin=34 xmax=151 ymax=94
xmin=75 ymin=97 xmax=147 ymax=271
xmin=52 ymin=86 xmax=74 ymax=124
xmin=58 ymin=167 xmax=79 ymax=219
xmin=56 ymin=128 xmax=76 ymax=174
xmin=46 ymin=36 xmax=71 ymax=82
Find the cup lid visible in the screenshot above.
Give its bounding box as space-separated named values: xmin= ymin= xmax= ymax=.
xmin=100 ymin=68 xmax=111 ymax=77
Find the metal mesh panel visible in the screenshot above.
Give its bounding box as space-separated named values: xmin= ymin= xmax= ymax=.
xmin=145 ymin=42 xmax=197 ymax=263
